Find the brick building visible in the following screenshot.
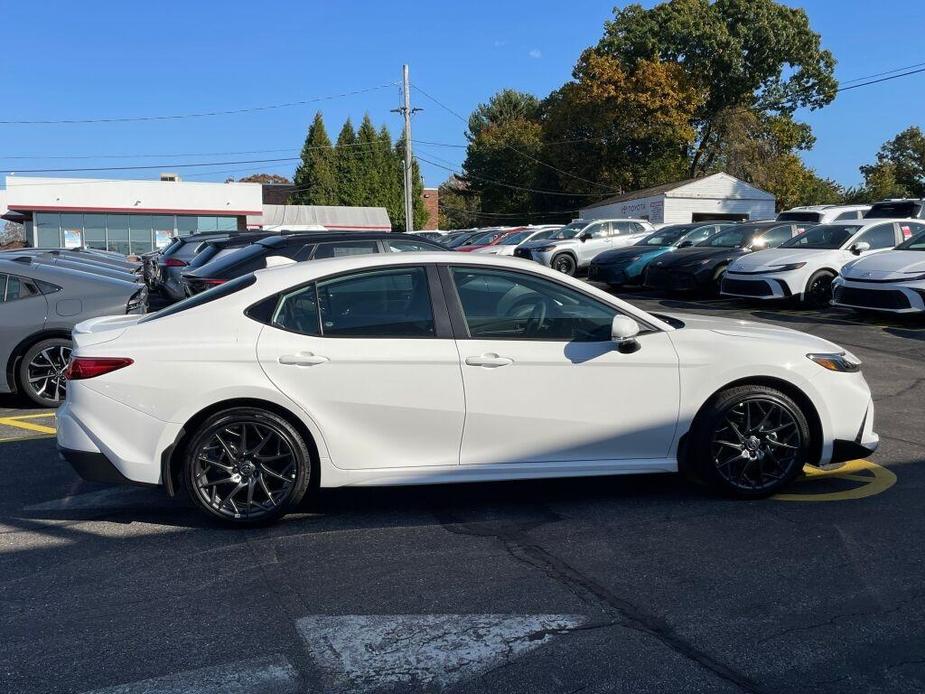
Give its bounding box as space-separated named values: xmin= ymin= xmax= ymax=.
xmin=422 ymin=187 xmax=439 ymax=230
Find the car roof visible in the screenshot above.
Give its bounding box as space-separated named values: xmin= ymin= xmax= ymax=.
xmin=0 ymin=257 xmax=137 ymax=288
xmin=255 ymin=231 xmax=440 ymax=247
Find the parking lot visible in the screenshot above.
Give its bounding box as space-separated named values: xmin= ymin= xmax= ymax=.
xmin=1 ymin=289 xmax=924 ymax=694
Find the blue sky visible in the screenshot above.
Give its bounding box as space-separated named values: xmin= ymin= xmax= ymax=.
xmin=2 ymin=1 xmax=924 ymax=190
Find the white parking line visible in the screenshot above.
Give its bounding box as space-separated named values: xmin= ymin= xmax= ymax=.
xmin=79 ymin=655 xmax=301 ymax=694
xmin=296 ymin=613 xmax=586 ymax=691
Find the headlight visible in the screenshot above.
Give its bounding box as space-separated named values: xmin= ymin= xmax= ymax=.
xmin=807 ymin=352 xmax=861 ymax=372
xmin=534 ymin=245 xmax=556 ymax=252
xmin=764 ymin=262 xmax=807 ymax=273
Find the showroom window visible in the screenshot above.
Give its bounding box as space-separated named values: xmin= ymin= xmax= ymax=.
xmin=35 ymin=213 xmax=61 ymax=247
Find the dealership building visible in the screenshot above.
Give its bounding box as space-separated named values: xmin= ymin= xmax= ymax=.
xmin=579 ymin=172 xmax=775 ymax=224
xmin=0 ymin=175 xmax=390 ymax=253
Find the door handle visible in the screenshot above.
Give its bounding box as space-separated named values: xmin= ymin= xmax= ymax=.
xmin=465 ymin=353 xmax=513 ymax=368
xmin=278 ymin=352 xmax=329 ymax=366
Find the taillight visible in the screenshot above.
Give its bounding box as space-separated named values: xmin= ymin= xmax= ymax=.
xmin=199 ymin=278 xmax=227 ymax=287
xmin=65 ymin=357 xmax=134 ymax=381
xmin=162 ymin=257 xmax=187 ymax=267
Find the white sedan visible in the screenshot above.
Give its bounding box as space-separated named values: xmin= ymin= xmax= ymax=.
xmin=721 ymin=220 xmax=911 ymax=306
xmin=833 ymin=228 xmax=925 ymax=313
xmin=57 ymin=253 xmax=878 ymax=524
xmin=471 ymin=226 xmax=561 ymax=256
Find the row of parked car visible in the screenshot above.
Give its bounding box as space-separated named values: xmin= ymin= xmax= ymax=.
xmin=446 ymin=199 xmax=925 ymax=314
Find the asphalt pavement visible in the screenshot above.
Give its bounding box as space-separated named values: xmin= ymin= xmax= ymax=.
xmin=1 ymin=290 xmax=924 ymax=693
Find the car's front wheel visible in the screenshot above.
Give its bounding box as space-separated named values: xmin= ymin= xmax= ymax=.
xmin=19 ymin=337 xmax=72 ymax=408
xmin=803 ymin=270 xmax=836 ymax=308
xmin=551 ymin=253 xmax=576 ymax=275
xmin=689 ymin=385 xmax=811 ymax=499
xmin=183 ymin=408 xmax=312 ymax=525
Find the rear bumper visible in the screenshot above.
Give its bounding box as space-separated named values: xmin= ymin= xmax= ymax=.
xmin=58 ymin=446 xmax=142 ymax=485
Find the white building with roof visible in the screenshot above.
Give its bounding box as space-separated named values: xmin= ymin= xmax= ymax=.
xmin=579 ymin=172 xmax=775 ymax=225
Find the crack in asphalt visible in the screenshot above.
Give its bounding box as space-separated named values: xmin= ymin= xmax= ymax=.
xmin=872 ymin=377 xmax=925 ymax=403
xmin=435 ymin=509 xmax=767 ymax=694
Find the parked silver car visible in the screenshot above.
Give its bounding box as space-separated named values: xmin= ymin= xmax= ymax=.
xmin=0 ymin=259 xmax=146 ymax=407
xmin=513 ymin=218 xmax=655 ymax=275
xmin=3 ymin=251 xmax=141 ymax=283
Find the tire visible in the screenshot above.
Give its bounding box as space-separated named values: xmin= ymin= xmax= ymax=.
xmin=182 ymin=407 xmax=312 ymax=525
xmin=803 ymin=270 xmax=836 ymax=309
xmin=18 ymin=337 xmax=72 ymax=408
xmin=688 ymin=385 xmax=811 ymax=499
xmin=551 ymin=253 xmax=576 ymax=276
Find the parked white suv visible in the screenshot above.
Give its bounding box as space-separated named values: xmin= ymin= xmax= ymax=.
xmin=776 ymin=205 xmax=870 ymax=224
xmin=513 ymin=219 xmax=655 ymax=275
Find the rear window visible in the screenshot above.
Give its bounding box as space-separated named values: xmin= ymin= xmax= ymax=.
xmin=866 ymin=201 xmax=923 ymax=219
xmin=776 ymin=212 xmax=821 ymax=222
xmin=140 ymin=274 xmax=256 ymax=323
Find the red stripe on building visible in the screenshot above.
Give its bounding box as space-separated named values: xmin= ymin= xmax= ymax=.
xmin=9 ymin=204 xmax=263 ymax=216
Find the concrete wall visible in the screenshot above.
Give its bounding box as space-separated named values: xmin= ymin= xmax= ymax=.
xmin=663 ymin=197 xmax=775 ymax=224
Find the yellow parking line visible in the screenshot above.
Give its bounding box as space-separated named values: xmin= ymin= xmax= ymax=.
xmin=773 ymin=459 xmax=896 ymax=502
xmin=4 ymin=412 xmax=56 ymax=420
xmin=0 ymin=416 xmax=56 ymax=435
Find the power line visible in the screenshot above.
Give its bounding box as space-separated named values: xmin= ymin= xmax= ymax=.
xmin=0 ymin=84 xmax=396 ymax=125
xmin=416 ymin=154 xmax=613 ymax=198
xmin=839 ymin=60 xmax=925 ymax=86
xmin=836 ymin=66 xmax=925 ymax=92
xmin=412 ymin=83 xmax=618 ymax=192
xmin=438 ymin=202 xmax=577 ymax=218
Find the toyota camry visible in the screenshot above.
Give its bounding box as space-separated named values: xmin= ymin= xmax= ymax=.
xmin=57 ymin=253 xmax=878 ymax=525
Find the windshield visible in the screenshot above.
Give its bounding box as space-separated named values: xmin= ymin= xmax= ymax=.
xmin=498 ymin=230 xmax=533 ymax=245
xmin=550 ymin=222 xmax=585 ymax=240
xmin=635 ymin=226 xmax=692 ymax=247
xmin=780 ymin=224 xmax=858 ymax=250
xmin=467 ymin=230 xmax=506 ymax=246
xmin=696 ymin=227 xmax=751 ymax=248
xmin=446 ymin=232 xmax=482 ymax=248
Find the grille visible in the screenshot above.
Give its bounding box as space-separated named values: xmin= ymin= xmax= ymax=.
xmin=722 ymin=277 xmax=773 ymax=297
xmin=513 ymin=248 xmax=532 ymax=260
xmin=834 ymin=286 xmax=911 ymax=309
xmin=646 ymin=266 xmax=695 ymax=290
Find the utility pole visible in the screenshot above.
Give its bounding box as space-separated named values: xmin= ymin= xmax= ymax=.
xmin=393 ymin=65 xmax=421 ymax=232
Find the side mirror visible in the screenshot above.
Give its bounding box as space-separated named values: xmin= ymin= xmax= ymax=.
xmin=677 ymin=240 xmax=693 ymax=248
xmin=851 ymin=241 xmax=870 ymax=255
xmin=578 ymin=233 xmax=589 ymax=242
xmin=611 ymin=315 xmax=641 ymax=353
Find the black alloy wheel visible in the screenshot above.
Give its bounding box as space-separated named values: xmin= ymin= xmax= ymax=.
xmin=552 ymin=254 xmax=576 ymax=276
xmin=803 ymin=270 xmax=835 ymax=309
xmin=19 ymin=338 xmax=72 ymax=408
xmin=690 ymin=385 xmax=810 ymax=498
xmin=184 ymin=408 xmax=311 ymax=524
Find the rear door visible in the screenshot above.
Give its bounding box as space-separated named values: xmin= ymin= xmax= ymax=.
xmin=0 ymin=273 xmax=49 ymax=386
xmin=256 ymin=264 xmax=465 ymax=470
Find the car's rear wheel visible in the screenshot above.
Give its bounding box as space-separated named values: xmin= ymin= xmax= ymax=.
xmin=19 ymin=338 xmax=72 ymax=408
xmin=689 ymin=385 xmax=810 ymax=499
xmin=710 ymin=263 xmax=728 ymax=295
xmin=551 ymin=253 xmax=576 ymax=276
xmin=803 ymin=270 xmax=835 ymax=308
xmin=183 ymin=408 xmax=312 ymax=525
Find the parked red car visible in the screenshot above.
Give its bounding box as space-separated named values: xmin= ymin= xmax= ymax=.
xmin=455 ymin=227 xmax=525 ymax=252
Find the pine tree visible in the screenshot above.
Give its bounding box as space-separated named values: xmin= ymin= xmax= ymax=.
xmin=354 ymin=114 xmax=382 ymax=207
xmin=378 ymin=125 xmax=404 ymax=228
xmin=291 ymin=112 xmax=337 ymax=205
xmin=334 ymin=118 xmax=361 ymax=206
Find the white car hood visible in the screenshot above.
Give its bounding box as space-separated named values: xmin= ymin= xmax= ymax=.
xmin=669 ymin=312 xmax=843 ymax=352
xmin=730 ymin=248 xmax=841 ymax=272
xmin=842 ymin=250 xmax=925 ymax=280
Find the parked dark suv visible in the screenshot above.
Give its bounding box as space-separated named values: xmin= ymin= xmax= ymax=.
xmin=179 ymin=232 xmax=447 ymax=297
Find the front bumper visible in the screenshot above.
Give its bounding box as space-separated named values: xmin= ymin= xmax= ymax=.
xmin=832 ymin=279 xmax=925 ymax=313
xmin=588 ymin=262 xmax=635 ymax=285
xmin=644 ymin=265 xmax=708 ymax=291
xmin=721 ymin=273 xmax=794 ymax=300
xmin=829 ymin=398 xmax=879 ymax=464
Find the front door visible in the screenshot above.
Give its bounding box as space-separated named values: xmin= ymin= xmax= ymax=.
xmin=445 ymin=266 xmax=680 ymax=466
xmin=576 ymin=222 xmax=613 ymax=267
xmin=256 ymin=265 xmax=465 ymax=470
